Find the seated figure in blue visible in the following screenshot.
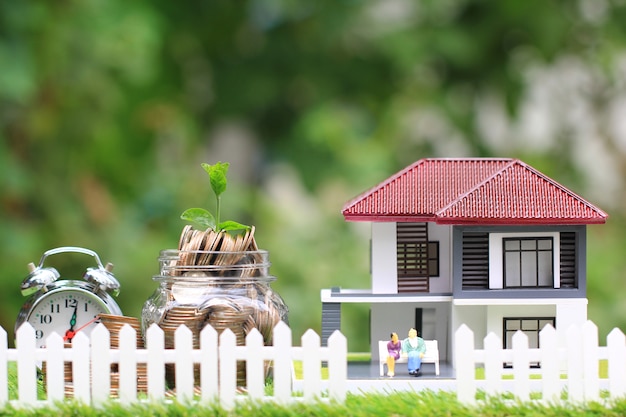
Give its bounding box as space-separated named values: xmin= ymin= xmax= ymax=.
xmin=401 ymin=328 xmax=426 ymax=376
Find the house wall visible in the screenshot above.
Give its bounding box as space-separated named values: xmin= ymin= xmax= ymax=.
xmin=451 ymin=305 xmax=488 ymax=348
xmin=371 ymin=222 xmax=397 ymax=294
xmin=486 ymin=304 xmax=555 ymax=336
xmin=371 ymin=222 xmax=453 ymax=295
xmin=428 ymin=223 xmax=453 ymax=293
xmin=450 ymin=299 xmax=588 ymax=368
xmin=453 ymin=225 xmax=587 ymax=299
xmin=555 ymin=299 xmax=588 ymax=342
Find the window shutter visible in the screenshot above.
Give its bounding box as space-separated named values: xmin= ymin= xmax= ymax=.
xmin=396 ymin=223 xmax=429 ymax=293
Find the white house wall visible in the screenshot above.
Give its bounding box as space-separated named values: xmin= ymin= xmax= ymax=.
xmin=371 ymin=222 xmax=397 ymax=294
xmin=451 ymin=304 xmax=488 ymax=349
xmin=428 ymin=223 xmax=453 ymax=293
xmin=486 ymin=304 xmax=556 ymax=336
xmin=555 ymin=299 xmax=588 ymax=343
xmin=451 ymin=299 xmax=588 ymax=368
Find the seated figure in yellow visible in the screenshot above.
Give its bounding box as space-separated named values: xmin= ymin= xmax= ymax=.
xmin=386 ymin=332 xmax=401 ymax=377
xmin=401 ymin=328 xmax=426 ymax=376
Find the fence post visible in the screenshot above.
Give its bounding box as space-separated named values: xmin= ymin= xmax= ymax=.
xmin=245 ymin=329 xmax=265 ymax=400
xmin=146 ymin=324 xmax=165 ymax=400
xmin=455 ymin=325 xmax=475 ymax=404
xmin=90 ymin=324 xmax=111 ymax=405
xmin=301 ymin=329 xmax=322 ymax=401
xmin=539 ymin=324 xmax=559 ymax=402
xmin=581 ymin=321 xmax=600 ymax=402
xmin=72 ymin=332 xmax=91 ymax=403
xmin=607 ymin=327 xmax=626 ymax=399
xmin=45 ymin=332 xmax=65 ymax=403
xmin=219 ymin=329 xmax=237 ymax=410
xmin=199 ymin=324 xmax=218 ymax=403
xmin=174 ymin=325 xmax=194 ymax=403
xmin=512 ymin=330 xmax=530 ymax=401
xmin=119 ymin=324 xmax=138 ymax=404
xmin=16 ymin=324 xmax=37 ymax=404
xmin=566 ymin=324 xmax=584 ymax=402
xmin=327 ymin=329 xmax=347 ymax=402
xmin=483 ymin=332 xmax=503 ymax=397
xmin=272 ymin=322 xmax=293 ymax=403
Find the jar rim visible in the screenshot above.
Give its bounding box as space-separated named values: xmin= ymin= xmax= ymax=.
xmin=152 ymin=274 xmax=276 ymax=283
xmin=160 ymin=249 xmax=269 ymax=256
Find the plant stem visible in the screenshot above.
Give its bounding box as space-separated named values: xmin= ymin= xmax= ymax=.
xmin=216 ymin=194 xmax=221 ymax=230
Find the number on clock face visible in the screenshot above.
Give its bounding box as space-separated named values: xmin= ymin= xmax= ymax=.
xmin=27 ymin=290 xmax=110 ymax=348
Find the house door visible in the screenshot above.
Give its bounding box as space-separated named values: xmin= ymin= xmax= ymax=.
xmin=415 ymin=308 xmax=422 ymax=335
xmin=415 ymin=307 xmax=437 ymax=340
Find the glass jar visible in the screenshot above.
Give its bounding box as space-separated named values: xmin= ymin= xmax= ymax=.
xmin=141 ymin=249 xmax=288 ymax=386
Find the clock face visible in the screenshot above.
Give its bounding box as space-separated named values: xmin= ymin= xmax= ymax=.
xmin=26 ymin=288 xmax=111 ymax=348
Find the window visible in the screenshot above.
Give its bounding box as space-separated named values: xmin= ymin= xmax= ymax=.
xmin=503 ymin=317 xmax=555 ymax=367
xmin=397 ymin=241 xmax=439 ymax=277
xmin=503 ymin=237 xmax=553 ymax=288
xmin=489 ymin=232 xmax=560 ymax=289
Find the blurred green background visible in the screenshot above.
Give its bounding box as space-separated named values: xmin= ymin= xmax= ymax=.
xmin=2 ymin=0 xmax=626 ymax=351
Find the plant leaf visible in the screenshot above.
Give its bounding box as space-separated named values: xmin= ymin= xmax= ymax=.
xmin=181 ymin=208 xmax=216 ymax=230
xmin=202 ymin=162 xmax=229 ymax=197
xmin=218 ymin=220 xmax=251 ymax=232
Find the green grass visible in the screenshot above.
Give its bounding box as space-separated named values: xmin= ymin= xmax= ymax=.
xmin=6 ymin=358 xmax=620 ymax=416
xmin=6 ymin=362 xmax=47 ymax=400
xmin=0 ymin=390 xmax=625 ymax=417
xmin=347 ymin=352 xmax=371 ymax=362
xmin=291 ymin=352 xmax=370 ymax=380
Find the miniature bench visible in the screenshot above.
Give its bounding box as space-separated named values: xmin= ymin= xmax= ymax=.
xmin=378 ymin=339 xmax=440 ymax=376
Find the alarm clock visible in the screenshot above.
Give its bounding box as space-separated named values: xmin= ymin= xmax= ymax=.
xmin=15 ymin=246 xmax=123 ymax=347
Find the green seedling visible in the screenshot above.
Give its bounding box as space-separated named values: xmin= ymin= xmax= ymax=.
xmin=180 ymin=162 xmax=251 ymax=233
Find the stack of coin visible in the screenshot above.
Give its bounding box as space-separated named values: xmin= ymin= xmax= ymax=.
xmin=61 ymin=314 xmax=148 ymax=397
xmin=99 ymin=314 xmax=144 ymax=348
xmin=98 ymin=314 xmax=148 ymax=396
xmin=205 ymin=300 xmax=255 ymax=342
xmin=159 ymin=304 xmax=209 ymax=386
xmin=41 ymin=342 xmax=74 ymax=397
xmin=156 ymin=290 xmax=285 ymax=387
xmin=160 ymin=305 xmax=208 ymax=349
xmin=178 ymin=225 xmax=259 ymax=254
xmin=175 ymin=226 xmax=261 ymax=276
xmin=204 ymin=299 xmax=258 ymax=385
xmin=248 ymin=284 xmax=285 ymax=344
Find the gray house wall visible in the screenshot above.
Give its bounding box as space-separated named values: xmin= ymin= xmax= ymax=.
xmin=452 ymin=225 xmax=587 ymax=299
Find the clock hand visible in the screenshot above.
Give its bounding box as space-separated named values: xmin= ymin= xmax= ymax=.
xmin=69 ymin=305 xmax=78 ymax=330
xmin=63 ymin=315 xmax=101 ymax=342
xmin=63 ymin=305 xmax=78 ymax=341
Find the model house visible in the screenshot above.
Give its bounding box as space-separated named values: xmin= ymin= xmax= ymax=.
xmin=320 ymin=158 xmax=607 ymax=367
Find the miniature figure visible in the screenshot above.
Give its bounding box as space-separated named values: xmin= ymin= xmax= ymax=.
xmin=386 ymin=332 xmax=401 ymax=377
xmin=401 ymin=328 xmax=425 ymax=376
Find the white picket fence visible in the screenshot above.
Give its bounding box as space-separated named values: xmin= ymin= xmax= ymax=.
xmin=7 ymin=318 xmax=626 ymax=407
xmin=455 ymin=320 xmax=626 ymax=404
xmin=4 ymin=321 xmax=347 ymax=409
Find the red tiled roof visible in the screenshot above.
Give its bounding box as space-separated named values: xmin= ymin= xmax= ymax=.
xmin=342 ymin=158 xmax=608 ymax=225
